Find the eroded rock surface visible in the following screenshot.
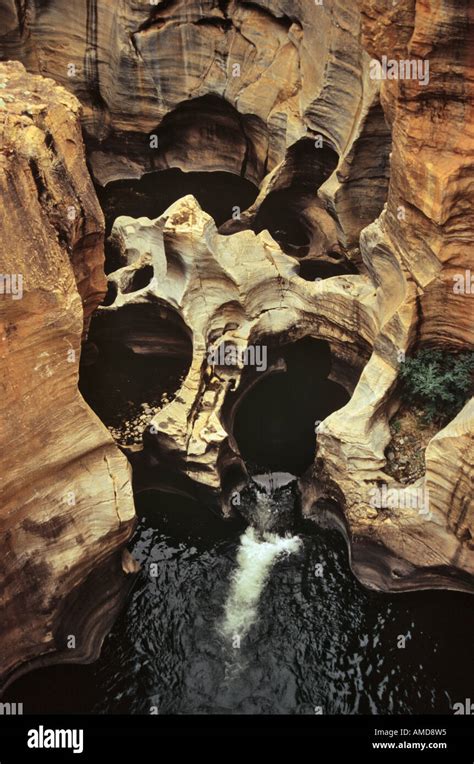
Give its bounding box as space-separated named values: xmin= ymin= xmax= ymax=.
xmin=93 ymin=195 xmax=376 ymax=497
xmin=0 ymin=0 xmax=472 ymax=650
xmin=0 ymin=62 xmax=136 ymax=690
xmin=0 ymin=0 xmax=390 ymax=243
xmin=360 ymin=0 xmax=474 ymax=348
xmin=304 ymin=0 xmax=474 ymax=592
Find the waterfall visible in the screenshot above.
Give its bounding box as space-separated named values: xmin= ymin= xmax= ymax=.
xmin=220 ymin=525 xmax=301 ymax=643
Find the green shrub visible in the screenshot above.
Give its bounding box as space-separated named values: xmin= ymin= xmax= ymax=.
xmin=399 ymin=348 xmax=474 ymax=423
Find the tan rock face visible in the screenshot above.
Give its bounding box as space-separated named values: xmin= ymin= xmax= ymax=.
xmin=0 ymin=61 xmax=136 ymax=690
xmin=359 ymin=0 xmax=474 ymax=348
xmin=92 ymin=195 xmax=376 ymax=496
xmin=306 ymin=0 xmax=474 ymax=592
xmin=0 ymin=1 xmax=472 ymax=694
xmin=0 ymin=0 xmax=390 ymax=242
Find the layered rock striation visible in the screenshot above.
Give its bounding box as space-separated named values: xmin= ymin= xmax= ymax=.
xmin=0 ymin=0 xmax=472 ymax=694
xmin=307 ymin=0 xmax=473 ymax=591
xmin=93 ymin=195 xmax=377 ymax=497
xmin=0 ymin=61 xmax=136 ymax=691
xmin=0 ymin=0 xmax=390 ymax=242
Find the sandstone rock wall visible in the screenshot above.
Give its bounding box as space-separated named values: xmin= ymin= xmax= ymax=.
xmin=0 ymin=0 xmax=472 ymax=642
xmin=360 ymin=0 xmax=474 ymax=348
xmin=306 ymin=0 xmax=473 ymax=591
xmin=0 ymin=0 xmax=390 ymax=243
xmin=0 ymin=61 xmax=136 ymax=690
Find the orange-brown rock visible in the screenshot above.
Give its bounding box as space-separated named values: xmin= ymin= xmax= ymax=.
xmin=0 ymin=0 xmax=390 ymax=242
xmin=359 ymin=0 xmax=474 ymax=348
xmin=0 ymin=1 xmax=472 ymax=618
xmin=0 ymin=61 xmax=136 ymax=691
xmin=303 ymin=0 xmax=474 ymax=592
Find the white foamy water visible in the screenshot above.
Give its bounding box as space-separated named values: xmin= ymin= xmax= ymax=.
xmin=221 ymin=526 xmax=302 ymax=641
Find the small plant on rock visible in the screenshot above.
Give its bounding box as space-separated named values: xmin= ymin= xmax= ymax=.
xmin=399 ymin=348 xmax=474 ymax=424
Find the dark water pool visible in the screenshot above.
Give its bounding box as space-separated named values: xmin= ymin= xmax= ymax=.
xmin=7 ymin=488 xmax=474 ymax=716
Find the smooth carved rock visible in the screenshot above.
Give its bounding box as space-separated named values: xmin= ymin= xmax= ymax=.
xmin=96 ymin=194 xmax=378 ymax=495
xmin=305 ymin=0 xmax=474 ymax=592
xmin=0 ymin=0 xmax=390 ymax=243
xmin=425 ymin=399 xmax=473 ymax=558
xmin=0 ymin=62 xmax=136 ymax=690
xmin=0 ymin=1 xmax=471 ymax=616
xmin=359 ymin=0 xmax=474 ymax=349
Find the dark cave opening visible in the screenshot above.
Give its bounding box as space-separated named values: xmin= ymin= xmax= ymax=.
xmin=122 ymin=264 xmax=154 ymax=293
xmin=232 ymin=337 xmax=350 ymax=476
xmin=253 ymin=188 xmax=311 ymax=255
xmin=97 ymin=168 xmax=259 ymax=239
xmin=152 ymin=94 xmax=267 ymax=182
xmin=101 ymin=280 xmax=118 ymax=306
xmin=250 ymin=138 xmax=341 ymax=261
xmin=97 ymin=167 xmax=259 ymax=275
xmin=298 ymin=258 xmax=358 ymax=281
xmin=79 ymin=304 xmax=193 ymax=440
xmin=276 ymin=138 xmax=339 ymax=190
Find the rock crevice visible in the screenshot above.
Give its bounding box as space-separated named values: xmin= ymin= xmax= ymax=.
xmin=0 ymin=61 xmax=136 ymax=692
xmin=0 ymin=0 xmax=473 ymax=691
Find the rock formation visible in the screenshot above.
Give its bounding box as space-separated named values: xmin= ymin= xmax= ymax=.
xmin=360 ymin=0 xmax=474 ymax=348
xmin=0 ymin=61 xmax=136 ymax=691
xmin=0 ymin=0 xmax=391 ymax=241
xmin=0 ymin=0 xmax=473 ymax=690
xmin=306 ymin=0 xmax=474 ymax=592
xmin=92 ymin=195 xmax=376 ymax=497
